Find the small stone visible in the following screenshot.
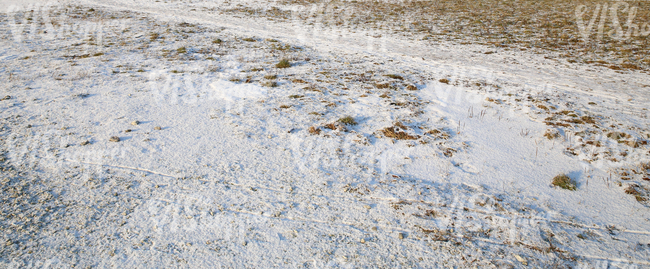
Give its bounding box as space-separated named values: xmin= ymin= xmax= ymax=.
xmin=371 ymin=226 xmax=378 ymax=231
xmin=154 ymin=126 xmax=162 ymax=130
xmin=1 ymin=95 xmax=11 ymax=101
xmin=360 ymin=238 xmax=365 ymax=243
xmin=363 ymin=205 xmax=371 ymax=210
xmin=267 ymin=135 xmax=272 ymax=139
xmin=125 ymin=129 xmax=132 ymax=133
xmin=131 ymin=120 xmax=140 ymax=126
xmin=109 ymin=136 xmax=120 ymax=142
xmin=398 ymin=232 xmax=406 ymax=239
xmin=26 ymin=124 xmax=32 ymax=128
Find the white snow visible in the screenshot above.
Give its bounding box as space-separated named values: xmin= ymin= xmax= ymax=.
xmin=1 ymin=0 xmax=649 ymax=268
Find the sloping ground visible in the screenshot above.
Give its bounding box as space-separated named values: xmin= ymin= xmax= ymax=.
xmin=1 ymin=1 xmax=649 ymax=268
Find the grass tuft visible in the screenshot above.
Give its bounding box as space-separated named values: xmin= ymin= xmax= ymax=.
xmin=275 ymin=59 xmax=291 ymax=68
xmin=384 ymin=74 xmax=403 ymax=80
xmin=381 ymin=127 xmax=419 ymax=140
xmin=262 ymin=81 xmax=278 ymax=88
xmin=308 ymin=126 xmax=321 ymax=135
xmin=552 ymin=174 xmax=577 ymax=191
xmin=338 ymin=116 xmax=357 ymax=125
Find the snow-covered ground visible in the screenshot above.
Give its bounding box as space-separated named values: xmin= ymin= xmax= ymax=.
xmin=1 ymin=0 xmax=650 ymax=268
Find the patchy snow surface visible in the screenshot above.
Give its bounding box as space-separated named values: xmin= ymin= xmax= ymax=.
xmin=1 ymin=0 xmax=650 ymax=268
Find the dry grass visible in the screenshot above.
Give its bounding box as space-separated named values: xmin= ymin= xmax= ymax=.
xmin=241 ymin=0 xmax=650 ymax=70
xmin=276 ymin=59 xmax=291 ymax=68
xmin=625 ymin=185 xmax=648 ymax=202
xmin=376 ymin=82 xmax=390 ymax=89
xmin=338 ymin=116 xmax=357 ymax=125
xmin=426 ymin=129 xmax=450 ymax=140
xmin=262 ymin=81 xmax=278 ymax=87
xmin=308 ymin=126 xmax=321 ymax=135
xmin=381 ymin=126 xmax=419 ymax=140
xmin=324 ymin=123 xmax=337 ymax=130
xmin=384 ymin=74 xmax=404 ymax=80
xmin=543 ymin=129 xmax=561 ymax=140
xmin=552 ymin=174 xmax=577 ymax=191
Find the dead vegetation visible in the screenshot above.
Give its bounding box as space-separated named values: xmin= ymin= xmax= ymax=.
xmin=275 ymin=59 xmax=291 ymax=68
xmin=337 ymin=116 xmax=357 ymax=125
xmin=268 ymin=0 xmax=650 ymax=70
xmin=543 ymin=129 xmax=561 ymax=140
xmin=552 ymin=174 xmax=577 ymax=191
xmin=380 ymin=122 xmax=420 ymax=140
xmin=625 ymin=184 xmax=649 ymax=203
xmin=426 ymin=128 xmax=451 ymax=140
xmin=308 ymin=126 xmax=321 ymax=135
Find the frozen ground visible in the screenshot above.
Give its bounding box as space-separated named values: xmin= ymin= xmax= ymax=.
xmin=1 ymin=0 xmax=650 ymax=268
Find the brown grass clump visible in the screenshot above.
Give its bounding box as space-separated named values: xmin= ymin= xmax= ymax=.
xmin=543 ymin=129 xmax=561 ymax=140
xmin=406 ymin=85 xmax=418 ymax=91
xmin=426 ymin=129 xmax=450 ymax=140
xmin=338 ymin=116 xmax=357 ymax=125
xmin=381 ymin=127 xmax=419 ymax=140
xmin=384 ymin=74 xmax=404 ymax=80
xmin=607 ymin=132 xmax=629 ymax=140
xmin=581 ymin=116 xmax=596 ymax=124
xmin=275 ymin=59 xmax=291 ymax=68
xmin=308 ymin=126 xmax=321 ymax=135
xmin=376 ymin=83 xmax=390 ymax=89
xmin=625 ymin=185 xmax=648 ymax=202
xmin=552 ymin=174 xmax=577 ymax=191
xmin=438 ymin=78 xmax=450 ymax=84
